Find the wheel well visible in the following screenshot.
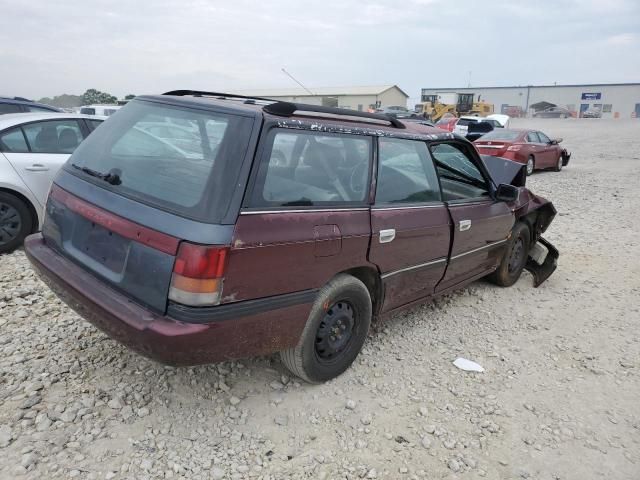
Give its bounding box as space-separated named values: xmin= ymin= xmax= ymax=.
xmin=0 ymin=187 xmax=39 ymax=233
xmin=341 ymin=266 xmax=383 ymax=320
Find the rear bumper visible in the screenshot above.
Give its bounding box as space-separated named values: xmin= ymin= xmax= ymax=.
xmin=24 ymin=234 xmax=312 ymax=366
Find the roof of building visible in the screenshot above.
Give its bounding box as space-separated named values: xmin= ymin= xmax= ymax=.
xmin=236 ymin=85 xmax=409 ymax=98
xmin=422 ymin=82 xmax=640 ymax=91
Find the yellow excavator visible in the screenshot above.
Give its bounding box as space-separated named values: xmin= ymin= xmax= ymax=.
xmin=415 ymin=93 xmax=494 ymax=121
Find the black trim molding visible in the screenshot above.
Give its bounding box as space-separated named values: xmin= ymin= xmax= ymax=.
xmin=168 ymin=289 xmax=318 ymax=324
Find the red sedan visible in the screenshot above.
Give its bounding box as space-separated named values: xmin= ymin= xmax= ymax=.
xmin=474 ymin=129 xmax=571 ymax=175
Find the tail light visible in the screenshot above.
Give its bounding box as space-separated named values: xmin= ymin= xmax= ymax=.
xmin=507 ymin=144 xmax=522 ymax=151
xmin=168 ymin=243 xmax=229 ymax=306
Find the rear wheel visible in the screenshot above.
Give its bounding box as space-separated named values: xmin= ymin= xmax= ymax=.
xmin=526 ymin=156 xmax=535 ymax=176
xmin=280 ymin=274 xmax=372 ymax=383
xmin=489 ymin=222 xmax=531 ymax=287
xmin=0 ymin=192 xmax=33 ymax=254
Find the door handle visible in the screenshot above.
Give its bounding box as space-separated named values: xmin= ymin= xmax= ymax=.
xmin=459 ymin=220 xmax=471 ymax=231
xmin=379 ymin=229 xmax=396 ymax=243
xmin=25 ymin=164 xmax=49 ymax=172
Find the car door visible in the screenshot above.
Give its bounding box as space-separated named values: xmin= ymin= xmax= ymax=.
xmin=535 ymin=131 xmax=557 ymax=167
xmin=368 ymin=137 xmax=450 ymax=312
xmin=525 ymin=131 xmax=545 ymax=167
xmin=430 ymin=142 xmax=514 ymax=292
xmin=224 ymin=127 xmax=375 ymax=304
xmin=1 ymin=119 xmax=86 ymax=205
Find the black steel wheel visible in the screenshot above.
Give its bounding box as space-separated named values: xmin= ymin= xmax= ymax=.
xmin=280 ymin=274 xmax=372 ymax=383
xmin=0 ymin=192 xmax=33 ymax=254
xmin=488 ymin=222 xmax=531 ymax=287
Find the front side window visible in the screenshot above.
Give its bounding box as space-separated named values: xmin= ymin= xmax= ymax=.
xmin=537 ymin=131 xmax=551 ymax=143
xmin=430 ymin=143 xmax=489 ymax=201
xmin=0 ymin=128 xmax=29 ymax=153
xmin=376 ymin=138 xmax=441 ymax=204
xmin=80 ymin=108 xmax=96 ymax=115
xmin=22 ymin=120 xmax=85 ymax=154
xmin=252 ymin=130 xmax=371 ymax=207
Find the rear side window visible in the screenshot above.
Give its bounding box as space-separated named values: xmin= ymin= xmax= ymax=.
xmin=376 ymin=138 xmax=441 ymax=204
xmin=87 ymin=119 xmax=103 ymax=131
xmin=526 ymin=132 xmax=540 ymax=143
xmin=0 ymin=128 xmax=29 ymax=153
xmin=0 ymin=103 xmax=23 ymax=114
xmin=22 ymin=120 xmax=85 ymax=154
xmin=251 ymin=129 xmax=371 ymax=207
xmin=80 ymin=108 xmax=96 ymax=115
xmin=67 ymin=100 xmax=255 ymax=223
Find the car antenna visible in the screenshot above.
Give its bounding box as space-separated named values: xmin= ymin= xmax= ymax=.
xmin=281 ymin=68 xmax=315 ymax=96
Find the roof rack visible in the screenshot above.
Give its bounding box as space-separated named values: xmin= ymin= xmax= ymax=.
xmin=263 ymin=101 xmax=406 ymax=129
xmin=162 ymin=90 xmax=274 ymax=103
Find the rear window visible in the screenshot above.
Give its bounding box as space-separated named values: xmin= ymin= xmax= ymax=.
xmin=456 ymin=118 xmax=478 ymax=126
xmin=66 ymin=100 xmax=254 ymax=223
xmin=479 ymin=130 xmax=522 ymax=141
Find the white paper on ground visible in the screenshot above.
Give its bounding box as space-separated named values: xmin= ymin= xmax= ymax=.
xmin=453 ymin=357 xmax=485 ymax=373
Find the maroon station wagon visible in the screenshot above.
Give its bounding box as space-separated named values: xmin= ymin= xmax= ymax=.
xmin=24 ymin=90 xmax=559 ymax=383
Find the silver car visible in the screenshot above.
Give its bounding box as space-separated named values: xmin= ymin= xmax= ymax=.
xmin=0 ymin=112 xmax=104 ymax=253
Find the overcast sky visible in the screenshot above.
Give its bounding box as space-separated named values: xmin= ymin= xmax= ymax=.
xmin=1 ymin=0 xmax=638 ymax=103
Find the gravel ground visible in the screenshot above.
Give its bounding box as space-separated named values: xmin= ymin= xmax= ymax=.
xmin=1 ymin=118 xmax=639 ymax=480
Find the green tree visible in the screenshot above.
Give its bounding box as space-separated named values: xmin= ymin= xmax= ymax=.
xmin=81 ymin=88 xmax=118 ymax=105
xmin=124 ymin=94 xmax=136 ymax=100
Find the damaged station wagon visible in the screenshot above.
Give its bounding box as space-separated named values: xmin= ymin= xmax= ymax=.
xmin=25 ymin=90 xmax=559 ymax=383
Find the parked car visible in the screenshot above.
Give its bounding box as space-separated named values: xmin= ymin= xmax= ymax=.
xmin=0 ymin=96 xmax=62 ymax=115
xmin=474 ymin=129 xmax=571 ymax=175
xmin=533 ymin=107 xmax=572 ymax=119
xmin=79 ymin=104 xmax=121 ymax=116
xmin=435 ymin=114 xmax=458 ymax=132
xmin=375 ymin=105 xmax=412 ymax=116
xmin=581 ymin=108 xmax=601 ymax=119
xmin=0 ymin=113 xmax=104 ymax=253
xmin=453 ymin=115 xmax=509 ymax=136
xmin=24 ymin=91 xmax=559 ymax=383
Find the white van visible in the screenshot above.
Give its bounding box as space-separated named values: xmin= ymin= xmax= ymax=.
xmin=79 ymin=105 xmax=121 ymax=116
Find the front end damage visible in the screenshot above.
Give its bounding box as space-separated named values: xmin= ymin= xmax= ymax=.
xmin=481 ymin=155 xmax=559 ymax=287
xmin=514 ymin=192 xmax=558 ymax=287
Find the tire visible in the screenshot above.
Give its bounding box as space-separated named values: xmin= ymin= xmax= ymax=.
xmin=280 ymin=274 xmax=372 ymax=383
xmin=526 ymin=156 xmax=535 ymax=176
xmin=554 ymin=154 xmax=563 ymax=172
xmin=489 ymin=222 xmax=531 ymax=287
xmin=0 ymin=192 xmax=33 ymax=254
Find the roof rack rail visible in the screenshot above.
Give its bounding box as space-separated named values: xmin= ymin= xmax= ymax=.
xmin=263 ymin=101 xmax=406 ymax=129
xmin=162 ymin=90 xmax=274 ymax=103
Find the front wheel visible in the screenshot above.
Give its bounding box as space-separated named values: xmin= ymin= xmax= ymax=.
xmin=280 ymin=274 xmax=372 ymax=383
xmin=554 ymin=155 xmax=563 ymax=172
xmin=489 ymin=222 xmax=531 ymax=287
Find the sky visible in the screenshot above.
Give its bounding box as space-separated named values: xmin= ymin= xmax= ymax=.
xmin=1 ymin=0 xmax=638 ymax=104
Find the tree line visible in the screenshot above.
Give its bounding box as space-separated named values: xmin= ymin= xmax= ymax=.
xmin=38 ymin=89 xmax=136 ymax=108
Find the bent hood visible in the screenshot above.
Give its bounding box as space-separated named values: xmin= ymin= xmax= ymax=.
xmin=480 ymin=155 xmax=527 ymax=187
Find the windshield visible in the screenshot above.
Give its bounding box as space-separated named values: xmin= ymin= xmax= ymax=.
xmin=66 ymin=99 xmax=254 ymax=223
xmin=479 ymin=129 xmax=522 ymax=141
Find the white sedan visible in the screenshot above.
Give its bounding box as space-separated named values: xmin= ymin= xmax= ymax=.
xmin=0 ymin=112 xmax=105 ymax=253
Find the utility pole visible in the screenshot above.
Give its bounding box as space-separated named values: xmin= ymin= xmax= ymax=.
xmin=281 ymin=68 xmax=315 ymax=96
xmin=467 ymin=71 xmax=472 ymax=88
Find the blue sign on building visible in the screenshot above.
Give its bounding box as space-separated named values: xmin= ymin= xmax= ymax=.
xmin=581 ymin=92 xmax=602 ymax=100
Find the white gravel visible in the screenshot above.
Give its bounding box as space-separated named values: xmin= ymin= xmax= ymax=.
xmin=1 ymin=118 xmax=639 ymax=479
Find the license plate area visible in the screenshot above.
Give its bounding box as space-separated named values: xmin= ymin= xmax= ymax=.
xmin=72 ymin=219 xmax=129 ymax=273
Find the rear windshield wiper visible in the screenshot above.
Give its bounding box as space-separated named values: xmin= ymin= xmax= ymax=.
xmin=71 ymin=163 xmax=122 ymax=186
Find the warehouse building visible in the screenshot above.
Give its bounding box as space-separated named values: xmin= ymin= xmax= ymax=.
xmin=238 ymin=85 xmax=409 ymax=112
xmin=420 ymin=83 xmax=640 ymax=118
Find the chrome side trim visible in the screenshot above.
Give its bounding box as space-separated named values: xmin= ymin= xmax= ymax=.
xmin=450 ymin=238 xmax=508 ymax=261
xmin=240 ymin=208 xmax=370 ymax=215
xmin=381 ymin=257 xmax=447 ymax=279
xmin=372 ymin=203 xmax=445 ymax=211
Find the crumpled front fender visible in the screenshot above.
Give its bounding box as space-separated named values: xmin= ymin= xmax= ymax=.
xmin=524 ymin=237 xmax=558 ymax=287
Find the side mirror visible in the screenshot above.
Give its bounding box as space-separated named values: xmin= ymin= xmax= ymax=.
xmin=495 ymin=183 xmax=519 ymax=202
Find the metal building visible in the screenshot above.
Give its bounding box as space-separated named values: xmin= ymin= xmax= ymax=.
xmin=420 ymin=83 xmax=640 ymax=118
xmin=238 ymin=85 xmax=409 ymax=112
